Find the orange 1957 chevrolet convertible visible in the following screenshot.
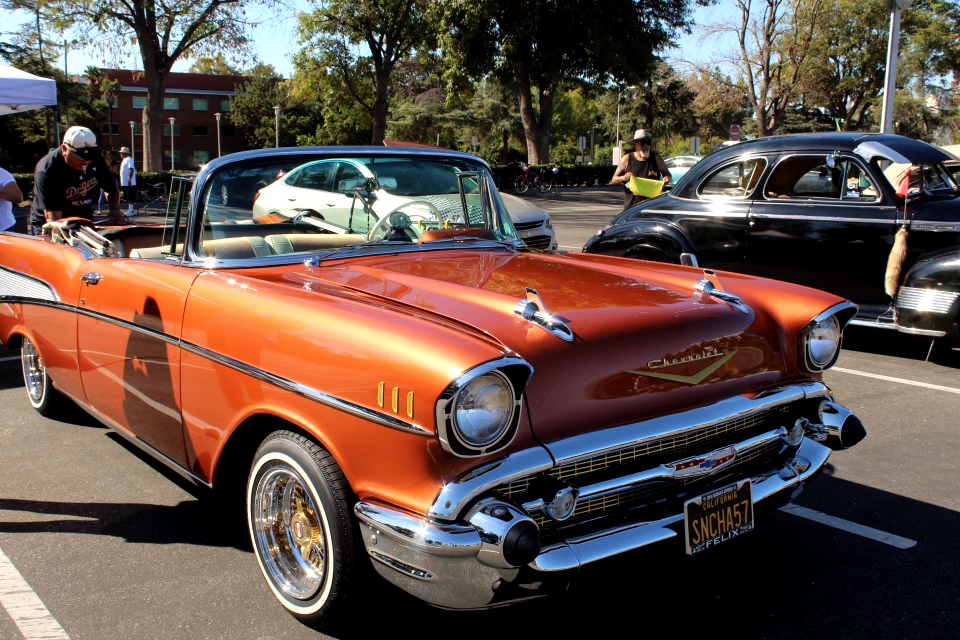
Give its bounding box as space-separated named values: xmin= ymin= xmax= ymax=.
xmin=0 ymin=147 xmax=866 ymax=630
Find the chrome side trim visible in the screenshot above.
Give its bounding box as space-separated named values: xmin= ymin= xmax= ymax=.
xmin=895 ymin=326 xmax=947 ymax=337
xmin=368 ymin=550 xmax=436 ymax=581
xmin=355 ymin=502 xmax=482 ymax=556
xmin=849 ymin=317 xmax=895 ymax=329
xmin=0 ymin=266 xmax=60 ymax=302
xmin=751 ymin=212 xmax=895 ymax=221
xmin=429 ymin=446 xmax=555 ymax=521
xmin=531 ymin=437 xmax=832 ymax=572
xmin=6 ymin=298 xmax=427 ymax=435
xmin=548 ymin=383 xmax=827 ymax=466
xmin=644 ymin=208 xmax=748 ymax=218
xmin=180 ymin=341 xmax=431 ymax=436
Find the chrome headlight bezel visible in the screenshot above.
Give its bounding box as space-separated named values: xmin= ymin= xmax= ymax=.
xmin=799 ymin=301 xmax=858 ymax=372
xmin=435 ymin=358 xmax=533 ymax=457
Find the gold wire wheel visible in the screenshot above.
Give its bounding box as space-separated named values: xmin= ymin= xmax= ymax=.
xmin=21 ymin=339 xmax=45 ymax=405
xmin=253 ymin=465 xmax=327 ymax=600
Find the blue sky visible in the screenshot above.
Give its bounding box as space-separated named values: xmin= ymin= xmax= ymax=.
xmin=6 ymin=2 xmax=735 ymax=80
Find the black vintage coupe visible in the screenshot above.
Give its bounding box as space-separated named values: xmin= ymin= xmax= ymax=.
xmin=584 ymin=133 xmax=960 ymax=339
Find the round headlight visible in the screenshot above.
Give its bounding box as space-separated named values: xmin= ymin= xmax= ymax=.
xmin=807 ymin=315 xmax=841 ymax=367
xmin=453 ymin=373 xmax=514 ymax=448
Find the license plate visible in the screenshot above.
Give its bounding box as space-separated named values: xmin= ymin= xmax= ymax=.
xmin=684 ymin=479 xmax=754 ymax=555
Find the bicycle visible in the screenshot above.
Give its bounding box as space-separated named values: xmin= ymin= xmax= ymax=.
xmin=514 ymin=164 xmax=554 ymax=194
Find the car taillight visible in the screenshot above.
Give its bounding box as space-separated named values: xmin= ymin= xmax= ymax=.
xmin=276 ymin=170 xmax=285 ymax=179
xmin=253 ymin=191 xmax=261 ymax=202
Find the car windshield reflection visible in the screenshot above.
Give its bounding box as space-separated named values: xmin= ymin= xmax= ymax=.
xmin=196 ymin=153 xmax=520 ymax=261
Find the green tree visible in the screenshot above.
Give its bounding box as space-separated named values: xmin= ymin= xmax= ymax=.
xmin=288 ymin=53 xmax=372 ymax=146
xmin=439 ymin=0 xmax=701 ymax=164
xmin=189 ymin=53 xmax=243 ymax=75
xmin=23 ymin=0 xmax=274 ymax=170
xmin=296 ymin=0 xmax=437 ymax=145
xmin=229 ymin=65 xmax=324 ymax=148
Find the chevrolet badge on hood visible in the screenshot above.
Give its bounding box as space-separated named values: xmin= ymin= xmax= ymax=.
xmin=626 ymin=348 xmax=737 ymax=385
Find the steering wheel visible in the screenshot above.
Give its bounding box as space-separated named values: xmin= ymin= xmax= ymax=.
xmin=384 ymin=199 xmax=445 ymax=221
xmin=368 ymin=200 xmax=446 ymax=242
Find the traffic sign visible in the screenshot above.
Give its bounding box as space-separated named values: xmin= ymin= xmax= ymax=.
xmin=729 ymin=124 xmax=741 ymax=142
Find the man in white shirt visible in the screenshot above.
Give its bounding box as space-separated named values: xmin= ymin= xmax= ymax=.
xmin=119 ymin=147 xmax=137 ymax=216
xmin=0 ymin=167 xmax=23 ymax=232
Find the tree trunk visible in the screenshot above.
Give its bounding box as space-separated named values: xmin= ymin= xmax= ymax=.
xmin=370 ymin=70 xmax=389 ymax=145
xmin=143 ymin=74 xmax=167 ymax=172
xmin=514 ymin=64 xmax=551 ymax=164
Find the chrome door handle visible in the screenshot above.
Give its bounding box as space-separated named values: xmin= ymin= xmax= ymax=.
xmin=81 ymin=273 xmax=102 ymax=285
xmin=325 ymin=202 xmax=336 ymax=207
xmin=287 ymin=196 xmax=297 ymax=201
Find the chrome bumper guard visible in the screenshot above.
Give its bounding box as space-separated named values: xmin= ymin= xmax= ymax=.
xmin=356 ymin=436 xmax=833 ymax=609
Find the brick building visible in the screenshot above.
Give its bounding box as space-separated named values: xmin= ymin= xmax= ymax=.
xmin=94 ymin=69 xmax=252 ymax=170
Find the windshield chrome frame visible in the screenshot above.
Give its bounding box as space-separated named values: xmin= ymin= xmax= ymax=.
xmin=180 ymin=148 xmax=522 ymax=270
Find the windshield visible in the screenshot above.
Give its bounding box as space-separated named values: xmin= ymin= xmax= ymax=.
xmin=880 ymin=160 xmax=960 ymax=197
xmin=194 ymin=153 xmax=519 ymax=261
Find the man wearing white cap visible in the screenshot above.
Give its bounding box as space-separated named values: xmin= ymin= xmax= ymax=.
xmin=119 ymin=146 xmax=137 ymax=216
xmin=30 ymin=126 xmax=123 ymax=235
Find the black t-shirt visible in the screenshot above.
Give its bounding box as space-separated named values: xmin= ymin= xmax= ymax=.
xmin=30 ymin=150 xmax=118 ymax=228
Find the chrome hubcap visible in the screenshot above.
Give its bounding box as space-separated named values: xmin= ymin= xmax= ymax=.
xmin=253 ymin=465 xmax=327 ymax=600
xmin=21 ymin=340 xmax=44 ymax=404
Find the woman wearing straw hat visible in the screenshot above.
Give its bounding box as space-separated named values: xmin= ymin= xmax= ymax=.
xmin=612 ymin=129 xmax=671 ymax=210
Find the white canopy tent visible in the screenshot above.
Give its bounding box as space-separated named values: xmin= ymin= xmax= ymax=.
xmin=0 ymin=62 xmax=57 ymax=116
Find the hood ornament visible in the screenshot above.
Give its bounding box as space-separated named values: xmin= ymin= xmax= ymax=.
xmin=695 ymin=269 xmax=750 ymax=314
xmin=514 ymin=288 xmax=574 ymax=342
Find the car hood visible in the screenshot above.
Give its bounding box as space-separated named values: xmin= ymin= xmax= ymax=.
xmin=500 ymin=193 xmax=549 ymax=224
xmin=249 ymin=250 xmax=836 ymax=444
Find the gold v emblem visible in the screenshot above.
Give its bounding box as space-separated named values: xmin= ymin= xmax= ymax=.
xmin=626 ymin=350 xmax=737 ymax=385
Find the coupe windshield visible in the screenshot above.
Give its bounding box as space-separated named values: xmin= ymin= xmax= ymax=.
xmin=195 ymin=153 xmax=519 ymax=261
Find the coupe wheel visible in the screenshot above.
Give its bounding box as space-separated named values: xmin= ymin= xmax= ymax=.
xmin=247 ymin=431 xmax=360 ymax=629
xmin=21 ymin=336 xmax=66 ymax=417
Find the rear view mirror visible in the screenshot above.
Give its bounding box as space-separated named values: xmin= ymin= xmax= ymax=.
xmin=338 ymin=176 xmax=397 ymax=192
xmin=826 ymin=154 xmax=837 ymax=169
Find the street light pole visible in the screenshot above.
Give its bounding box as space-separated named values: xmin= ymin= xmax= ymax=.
xmin=214 ymin=112 xmax=222 ymax=157
xmin=880 ymin=0 xmax=912 ymax=133
xmin=273 ymin=105 xmax=280 ymax=148
xmin=169 ymin=117 xmax=175 ymax=171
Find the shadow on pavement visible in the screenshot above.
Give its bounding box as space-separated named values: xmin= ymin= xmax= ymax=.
xmin=0 ymin=496 xmax=250 ymax=550
xmin=843 ymin=326 xmax=960 ymax=368
xmin=333 ymin=470 xmax=958 ymax=639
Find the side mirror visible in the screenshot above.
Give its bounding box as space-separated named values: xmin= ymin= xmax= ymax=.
xmin=825 ymin=154 xmax=837 ymax=169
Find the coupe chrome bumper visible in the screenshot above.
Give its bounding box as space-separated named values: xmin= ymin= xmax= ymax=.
xmin=355 ymin=437 xmax=834 ymax=610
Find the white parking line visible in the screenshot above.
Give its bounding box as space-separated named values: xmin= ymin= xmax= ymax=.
xmin=0 ymin=546 xmax=69 ymax=639
xmin=558 ymin=245 xmax=584 ymax=251
xmin=0 ymin=356 xmax=20 ymax=362
xmin=832 ymin=367 xmax=960 ymax=395
xmin=780 ymin=504 xmax=917 ymax=549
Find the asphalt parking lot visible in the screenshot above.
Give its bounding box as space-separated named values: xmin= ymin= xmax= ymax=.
xmin=0 ymin=189 xmax=958 ymax=639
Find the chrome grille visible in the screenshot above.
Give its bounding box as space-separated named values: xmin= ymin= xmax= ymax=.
xmin=522 ymin=234 xmax=553 ymax=249
xmin=528 ymin=440 xmax=782 ymax=529
xmin=896 ymin=287 xmax=960 ymax=314
xmin=513 ymin=220 xmax=544 ymax=231
xmin=498 ymin=406 xmax=779 ymax=498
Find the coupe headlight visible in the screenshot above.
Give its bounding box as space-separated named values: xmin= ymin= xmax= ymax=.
xmin=544 ymin=218 xmax=553 ymax=229
xmin=453 ymin=373 xmax=514 ymax=447
xmin=806 ymin=315 xmax=841 ymax=368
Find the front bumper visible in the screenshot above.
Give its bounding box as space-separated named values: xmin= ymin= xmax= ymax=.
xmin=355 ymin=437 xmax=832 ymax=610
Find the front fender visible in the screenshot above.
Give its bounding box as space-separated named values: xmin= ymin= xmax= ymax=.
xmin=582 ymin=219 xmax=695 ymax=257
xmin=895 ymin=246 xmax=960 ymax=337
